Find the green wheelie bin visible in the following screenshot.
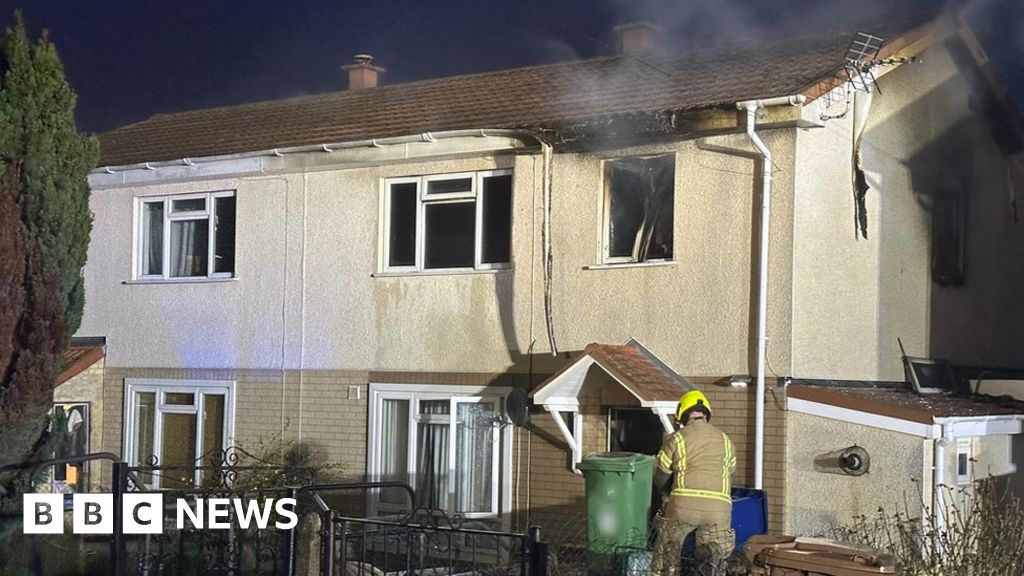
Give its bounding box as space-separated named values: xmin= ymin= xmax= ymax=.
xmin=578 ymin=452 xmax=655 ymax=574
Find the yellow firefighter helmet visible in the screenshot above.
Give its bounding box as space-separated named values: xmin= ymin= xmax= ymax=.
xmin=675 ymin=389 xmax=712 ymax=423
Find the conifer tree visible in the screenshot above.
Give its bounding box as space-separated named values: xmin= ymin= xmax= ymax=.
xmin=0 ymin=13 xmax=98 ymax=464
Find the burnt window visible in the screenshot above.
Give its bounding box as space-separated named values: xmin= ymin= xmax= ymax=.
xmin=931 ymin=187 xmax=966 ymax=286
xmin=384 ymin=171 xmax=513 ymax=272
xmin=604 ymin=155 xmax=675 ymax=263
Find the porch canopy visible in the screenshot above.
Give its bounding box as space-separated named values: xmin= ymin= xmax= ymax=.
xmin=530 ymin=338 xmax=694 ymax=469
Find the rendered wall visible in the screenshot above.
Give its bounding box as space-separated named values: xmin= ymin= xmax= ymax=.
xmin=790 ymin=37 xmax=1024 ymax=380
xmin=785 ymin=410 xmax=926 ymax=537
xmin=79 ymin=132 xmax=797 ymax=379
xmin=862 ymin=39 xmax=1024 ymax=368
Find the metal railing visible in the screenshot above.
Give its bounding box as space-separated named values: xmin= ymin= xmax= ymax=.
xmin=320 ymin=507 xmax=547 ymax=576
xmin=1 ymin=454 xmax=553 ymax=576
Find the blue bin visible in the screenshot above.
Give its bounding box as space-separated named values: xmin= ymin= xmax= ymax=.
xmin=730 ymin=487 xmax=767 ymax=550
xmin=680 ymin=487 xmax=767 ymax=558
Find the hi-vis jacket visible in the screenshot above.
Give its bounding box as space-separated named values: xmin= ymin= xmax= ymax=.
xmin=656 ymin=419 xmax=737 ymax=506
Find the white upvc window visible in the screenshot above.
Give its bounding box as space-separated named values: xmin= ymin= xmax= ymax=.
xmin=368 ymin=384 xmax=511 ymax=518
xmin=382 ymin=170 xmax=513 ymax=272
xmin=136 ymin=191 xmax=236 ymax=280
xmin=123 ymin=379 xmax=235 ymax=489
xmin=602 ymin=154 xmax=675 ymax=264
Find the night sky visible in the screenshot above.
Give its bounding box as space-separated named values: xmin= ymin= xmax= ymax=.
xmin=3 ymin=0 xmax=1021 ymax=135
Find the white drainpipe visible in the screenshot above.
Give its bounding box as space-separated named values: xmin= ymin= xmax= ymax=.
xmin=735 ymin=95 xmax=806 ymax=490
xmin=932 ymin=424 xmax=952 ymax=556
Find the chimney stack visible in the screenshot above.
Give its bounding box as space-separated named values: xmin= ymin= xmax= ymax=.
xmin=342 ymin=54 xmax=385 ymax=90
xmin=615 ymin=22 xmax=661 ymax=56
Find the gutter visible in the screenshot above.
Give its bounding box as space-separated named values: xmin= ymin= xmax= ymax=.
xmin=734 ymin=94 xmax=806 ymax=490
xmin=93 ymin=129 xmax=539 ymax=175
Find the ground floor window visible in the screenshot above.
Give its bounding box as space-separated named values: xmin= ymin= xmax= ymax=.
xmin=123 ymin=379 xmax=234 ymax=489
xmin=369 ymin=384 xmax=510 ymax=517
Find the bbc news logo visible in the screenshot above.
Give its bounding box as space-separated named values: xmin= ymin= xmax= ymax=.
xmin=23 ymin=494 xmax=298 ymax=534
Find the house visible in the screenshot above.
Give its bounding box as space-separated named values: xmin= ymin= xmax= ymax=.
xmin=75 ymin=5 xmax=1024 ymax=538
xmin=50 ymin=337 xmax=106 ymax=492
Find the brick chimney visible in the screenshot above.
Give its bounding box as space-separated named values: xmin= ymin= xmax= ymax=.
xmin=342 ymin=54 xmax=385 ymax=90
xmin=615 ymin=22 xmax=661 ymax=56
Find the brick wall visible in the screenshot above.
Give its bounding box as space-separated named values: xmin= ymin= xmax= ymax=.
xmin=520 ymin=378 xmax=788 ymax=533
xmin=99 ymin=367 xmax=371 ymax=487
xmin=702 ymin=382 xmax=787 ymax=531
xmin=100 ymin=367 xmax=787 ymax=530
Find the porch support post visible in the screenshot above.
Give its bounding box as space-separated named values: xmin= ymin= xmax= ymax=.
xmin=548 ymin=409 xmax=583 ymax=472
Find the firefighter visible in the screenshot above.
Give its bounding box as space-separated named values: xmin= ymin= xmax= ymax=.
xmin=651 ymin=389 xmax=737 ymax=576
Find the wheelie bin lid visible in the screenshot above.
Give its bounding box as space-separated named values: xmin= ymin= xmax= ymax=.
xmin=577 ymin=452 xmax=654 ymax=473
xmin=763 ymin=538 xmax=897 ymax=575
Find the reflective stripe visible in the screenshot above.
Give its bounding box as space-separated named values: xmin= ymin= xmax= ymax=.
xmin=722 ymin=433 xmax=733 ymax=494
xmin=672 ymin=433 xmax=687 ymax=492
xmin=670 ymin=488 xmax=732 ymax=504
xmin=657 ymin=449 xmax=672 ymax=470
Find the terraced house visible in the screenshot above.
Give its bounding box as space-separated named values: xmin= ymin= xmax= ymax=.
xmin=64 ymin=7 xmax=1024 ymax=537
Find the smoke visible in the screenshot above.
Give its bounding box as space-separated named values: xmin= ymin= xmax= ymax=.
xmin=601 ymin=0 xmax=956 ymax=54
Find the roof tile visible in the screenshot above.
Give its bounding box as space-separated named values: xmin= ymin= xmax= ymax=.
xmin=97 ymin=34 xmax=857 ymax=166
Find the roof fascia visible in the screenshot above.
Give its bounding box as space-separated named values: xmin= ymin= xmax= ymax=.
xmin=787 ymin=384 xmax=934 ymax=424
xmin=89 ymin=130 xmax=537 ymax=190
xmin=555 ymin=104 xmax=809 ymax=152
xmin=801 ymin=17 xmax=953 ymax=103
xmin=788 ymin=396 xmax=937 ymax=438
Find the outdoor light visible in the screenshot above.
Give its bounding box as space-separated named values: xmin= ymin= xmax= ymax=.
xmin=727 ymin=375 xmax=752 ymax=388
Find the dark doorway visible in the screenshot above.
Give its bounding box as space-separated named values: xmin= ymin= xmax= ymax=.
xmin=609 ymin=407 xmax=665 ymax=455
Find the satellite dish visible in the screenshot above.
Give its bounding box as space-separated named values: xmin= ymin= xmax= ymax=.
xmin=507 ymin=389 xmax=531 ymax=427
xmin=840 ymin=446 xmax=870 ymax=476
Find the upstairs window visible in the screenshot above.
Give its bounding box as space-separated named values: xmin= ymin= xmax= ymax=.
xmin=603 ymin=155 xmax=675 ymax=263
xmin=384 ymin=170 xmax=512 ymax=272
xmin=138 ymin=191 xmax=236 ymax=279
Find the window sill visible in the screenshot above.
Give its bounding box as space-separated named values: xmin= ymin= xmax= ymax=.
xmin=583 ymin=261 xmax=676 ymax=271
xmin=372 ymin=268 xmax=511 ymax=278
xmin=123 ymin=277 xmax=238 ymax=285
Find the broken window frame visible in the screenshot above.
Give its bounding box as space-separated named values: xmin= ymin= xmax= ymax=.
xmin=136 ymin=190 xmax=236 ymax=280
xmin=601 ymin=154 xmax=676 ymax=265
xmin=382 ymin=170 xmax=513 ymax=273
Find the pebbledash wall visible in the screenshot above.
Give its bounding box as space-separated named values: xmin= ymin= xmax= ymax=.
xmin=783 ymin=35 xmax=1024 ymax=536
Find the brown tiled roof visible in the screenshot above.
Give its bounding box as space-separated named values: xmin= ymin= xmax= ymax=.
xmin=585 ymin=341 xmax=692 ymax=403
xmin=97 ymin=32 xmax=881 ymax=167
xmin=56 ymin=345 xmax=104 ymax=386
xmin=789 ymin=384 xmax=1024 ymax=423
